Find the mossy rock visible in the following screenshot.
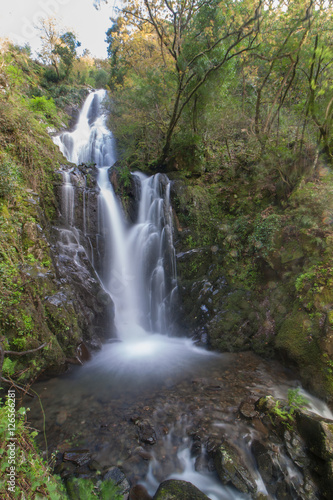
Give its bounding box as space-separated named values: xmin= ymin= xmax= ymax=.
xmin=276 ymin=309 xmax=333 ymax=398
xmin=214 ymin=442 xmax=257 ymax=494
xmin=153 ymin=479 xmax=210 ymax=500
xmin=276 ymin=310 xmax=321 ymax=366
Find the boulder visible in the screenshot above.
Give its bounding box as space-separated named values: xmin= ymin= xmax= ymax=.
xmin=296 ymin=410 xmax=333 ymax=461
xmin=102 ymin=466 xmax=130 ymax=494
xmin=153 ymin=479 xmax=210 ymax=500
xmin=214 ymin=441 xmax=257 ymax=494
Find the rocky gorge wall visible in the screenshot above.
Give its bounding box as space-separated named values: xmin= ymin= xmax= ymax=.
xmin=167 ymin=170 xmax=333 ymax=405
xmin=0 ymin=160 xmax=115 ymax=384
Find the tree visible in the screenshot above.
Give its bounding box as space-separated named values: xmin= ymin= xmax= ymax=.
xmin=53 ymin=32 xmax=81 ymax=79
xmin=301 ymin=33 xmax=333 ymax=162
xmin=118 ymin=0 xmax=263 ymax=166
xmin=37 ymin=18 xmax=81 ymax=81
xmin=36 ymin=17 xmax=61 ymax=79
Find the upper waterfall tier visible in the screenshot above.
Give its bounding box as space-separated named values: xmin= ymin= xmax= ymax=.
xmin=53 ymin=89 xmax=115 ymax=167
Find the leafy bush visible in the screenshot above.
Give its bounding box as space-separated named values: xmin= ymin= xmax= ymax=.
xmin=93 ymin=69 xmax=109 ymax=89
xmin=43 ymin=67 xmax=60 ymax=83
xmin=66 ymin=478 xmax=123 ymax=500
xmin=0 ymin=157 xmax=20 ymax=198
xmin=28 ymin=96 xmax=57 ymax=120
xmin=250 ymin=212 xmax=283 ymax=257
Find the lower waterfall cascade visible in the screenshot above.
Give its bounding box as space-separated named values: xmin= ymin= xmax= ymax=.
xmin=24 ymin=89 xmax=333 ymax=500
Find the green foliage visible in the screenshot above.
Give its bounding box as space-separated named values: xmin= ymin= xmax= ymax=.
xmin=94 ymin=69 xmax=109 ymax=88
xmin=2 ymin=357 xmax=17 ymax=377
xmin=250 ymin=213 xmax=282 ymax=257
xmin=28 ymin=95 xmax=57 ymax=121
xmin=54 ymin=32 xmax=81 ymax=79
xmin=0 ymin=156 xmax=20 ymax=198
xmin=287 ymin=388 xmax=308 ymax=409
xmin=0 ymin=397 xmax=66 ymax=499
xmin=115 ymin=164 xmax=132 ymax=189
xmin=67 ymin=478 xmax=122 ymax=500
xmin=269 ymin=389 xmax=308 ymax=429
xmin=295 ymin=264 xmax=333 ymax=311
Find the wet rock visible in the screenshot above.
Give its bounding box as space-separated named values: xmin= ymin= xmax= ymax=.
xmin=295 ymin=410 xmax=333 ymax=498
xmin=153 ymin=479 xmax=210 ymax=499
xmin=190 ymin=438 xmax=202 ymax=457
xmin=214 ymin=441 xmax=257 ymax=494
xmin=255 ymin=395 xmax=278 ymax=413
xmin=55 ymin=460 xmax=77 ymax=479
xmin=135 ymin=419 xmax=157 ymax=445
xmin=88 ymin=459 xmax=101 ymax=471
xmin=194 ymin=453 xmax=210 ymax=472
xmin=250 ymin=439 xmax=292 ymax=498
xmin=102 ymin=466 xmax=130 ymax=494
xmin=129 ymin=484 xmax=153 ymax=500
xmin=63 ymin=450 xmax=91 ymax=467
xmin=134 ymin=447 xmax=153 ymax=461
xmin=76 ymin=341 xmax=91 ymax=363
xmin=284 ymin=429 xmax=310 ymax=468
xmin=251 ymin=440 xmax=275 ymax=487
xmin=239 ymin=398 xmax=258 ymax=419
xmin=296 ymin=409 xmax=333 ymax=461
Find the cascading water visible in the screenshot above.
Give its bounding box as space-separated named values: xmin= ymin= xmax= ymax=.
xmin=39 ymin=90 xmax=333 ymax=500
xmin=53 ymin=89 xmax=115 ymax=167
xmin=54 ymin=89 xmax=210 ymax=376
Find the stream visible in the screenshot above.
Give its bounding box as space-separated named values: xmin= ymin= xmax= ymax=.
xmin=26 ymin=90 xmax=333 ymax=499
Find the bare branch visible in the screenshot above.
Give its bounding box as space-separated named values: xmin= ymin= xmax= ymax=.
xmin=4 ymin=343 xmax=48 ymax=357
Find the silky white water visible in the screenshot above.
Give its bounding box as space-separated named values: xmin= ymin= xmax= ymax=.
xmin=54 ymin=90 xmax=215 ymax=372
xmin=53 ymin=88 xmax=236 ymax=499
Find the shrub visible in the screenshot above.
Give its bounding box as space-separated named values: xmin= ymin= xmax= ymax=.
xmin=0 ymin=157 xmax=20 ymax=198
xmin=28 ymin=96 xmax=57 ymax=120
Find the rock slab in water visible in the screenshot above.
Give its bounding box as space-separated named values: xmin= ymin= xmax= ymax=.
xmin=214 ymin=441 xmax=257 ymax=494
xmin=296 ymin=410 xmax=333 ymax=460
xmin=153 ymin=479 xmax=210 ymax=500
xmin=63 ymin=450 xmax=91 ymax=467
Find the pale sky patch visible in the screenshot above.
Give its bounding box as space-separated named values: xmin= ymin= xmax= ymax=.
xmin=0 ymin=0 xmax=121 ymax=59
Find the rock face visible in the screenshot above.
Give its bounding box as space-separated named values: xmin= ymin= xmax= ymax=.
xmin=170 ymin=177 xmax=333 ymax=402
xmin=253 ymin=395 xmax=333 ymax=499
xmin=48 ymin=164 xmax=116 ymax=370
xmin=153 ymin=479 xmax=211 ymax=500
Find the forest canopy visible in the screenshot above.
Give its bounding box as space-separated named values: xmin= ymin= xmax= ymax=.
xmin=105 ymin=0 xmax=333 ymax=182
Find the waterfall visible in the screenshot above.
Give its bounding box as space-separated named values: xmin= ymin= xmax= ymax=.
xmin=61 ymin=171 xmax=74 ymax=226
xmin=53 ymin=89 xmax=115 ymax=167
xmin=54 ymin=89 xmax=178 ymax=344
xmin=43 ymin=89 xmax=333 ymax=500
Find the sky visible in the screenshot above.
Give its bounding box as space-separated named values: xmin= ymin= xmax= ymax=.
xmin=0 ymin=0 xmax=121 ymax=59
